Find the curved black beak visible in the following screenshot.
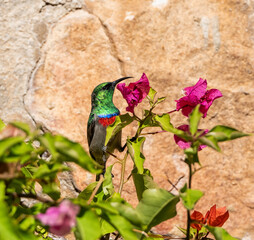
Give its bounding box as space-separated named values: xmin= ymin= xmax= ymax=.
xmin=112 ymin=76 xmax=133 ymax=87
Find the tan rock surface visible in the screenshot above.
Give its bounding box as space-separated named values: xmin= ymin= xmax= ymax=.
xmin=2 ymin=0 xmax=254 ymax=239
xmin=0 ymin=0 xmax=83 ymax=124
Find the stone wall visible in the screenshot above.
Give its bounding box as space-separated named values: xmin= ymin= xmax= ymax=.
xmin=1 ymin=0 xmax=254 ymax=239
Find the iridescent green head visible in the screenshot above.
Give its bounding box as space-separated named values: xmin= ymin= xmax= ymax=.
xmin=90 ymin=77 xmax=132 ymax=116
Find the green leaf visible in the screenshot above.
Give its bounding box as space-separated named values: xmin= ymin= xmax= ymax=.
xmin=155 ymin=114 xmax=184 ymax=136
xmin=102 ymin=165 xmax=114 ymax=197
xmin=10 ymin=122 xmax=31 ymax=136
xmin=198 ymin=226 xmax=209 ymax=239
xmin=92 ymin=202 xmax=119 ymax=215
xmin=177 ymin=226 xmax=197 ymax=238
xmin=21 ymin=166 xmax=33 ymax=178
xmin=109 ymin=196 xmax=142 ymax=226
xmin=206 ymin=226 xmax=238 ymax=240
xmin=0 ymin=136 xmax=24 ymax=158
xmin=102 ymin=213 xmax=139 ymax=240
xmin=53 ymin=135 xmax=102 ymax=174
xmin=101 ymin=220 xmax=115 ymax=235
xmin=180 ymin=184 xmax=203 ymax=210
xmin=132 ymin=168 xmax=158 ymax=201
xmin=145 ymin=234 xmax=164 ymax=240
xmin=76 ymin=209 xmax=102 ymax=240
xmin=189 ymin=105 xmax=202 ymax=135
xmin=0 ymin=182 xmax=37 ymax=240
xmin=10 ymin=142 xmax=34 ymax=156
xmin=38 ymin=133 xmax=58 ymax=159
xmin=105 ymin=113 xmax=133 ymax=146
xmin=0 ymin=119 xmax=5 ymax=131
xmin=148 ymin=87 xmax=157 ymax=103
xmin=136 ymin=188 xmax=179 ymax=231
xmin=127 ymin=137 xmax=146 ymax=174
xmin=78 ymin=182 xmax=98 ymax=201
xmin=30 ymin=203 xmax=45 ymax=215
xmin=19 ymin=216 xmax=36 ymax=231
xmin=33 ymin=163 xmax=69 ymax=179
xmin=144 ymin=236 xmax=164 ymax=240
xmin=41 ymin=182 xmax=60 ymax=201
xmin=139 ymin=114 xmax=159 ymax=130
xmin=35 ymin=226 xmax=51 ymax=239
xmin=199 ymin=135 xmax=221 ymax=152
xmin=6 ymin=178 xmax=27 ymax=194
xmin=207 ymin=125 xmax=250 ymax=142
xmin=0 ymin=181 xmax=5 ymax=201
xmin=184 ymin=147 xmax=200 ymax=164
xmin=41 ymin=133 xmax=101 ymax=175
xmin=156 ymin=97 xmax=166 ymax=104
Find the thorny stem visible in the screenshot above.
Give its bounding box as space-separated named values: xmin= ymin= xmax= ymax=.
xmin=186 ymin=163 xmax=192 ymax=240
xmin=87 ymin=175 xmax=104 ymax=204
xmin=201 ymin=232 xmax=209 ymax=239
xmin=167 ymin=178 xmax=179 ymax=191
xmin=124 ymin=172 xmax=132 ymax=184
xmin=168 ymin=175 xmax=185 ymax=192
xmin=140 ymin=130 xmax=166 ymax=136
xmin=118 ymin=151 xmax=128 ymax=195
xmin=133 ymin=111 xmax=142 ymax=121
xmin=168 ymin=109 xmax=177 ymax=114
xmin=106 ymin=150 xmax=122 ymax=162
xmin=192 ymin=165 xmax=211 ymax=176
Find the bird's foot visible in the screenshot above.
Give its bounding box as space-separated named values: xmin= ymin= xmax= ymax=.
xmin=102 ymin=145 xmax=107 ymax=153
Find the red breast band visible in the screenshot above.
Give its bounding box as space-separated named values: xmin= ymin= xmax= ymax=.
xmin=98 ymin=116 xmax=116 ymax=127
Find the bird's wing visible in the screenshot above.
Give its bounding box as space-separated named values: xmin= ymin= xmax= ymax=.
xmin=107 ymin=130 xmax=122 ymax=152
xmin=88 ymin=115 xmax=107 ymax=165
xmin=87 ymin=114 xmax=95 ymax=147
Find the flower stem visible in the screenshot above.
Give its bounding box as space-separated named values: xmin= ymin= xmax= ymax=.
xmin=194 ymin=230 xmax=199 ymax=240
xmin=135 ymin=105 xmax=155 ymax=138
xmin=186 ymin=163 xmax=192 ymax=240
xmin=118 ymin=151 xmax=128 ymax=195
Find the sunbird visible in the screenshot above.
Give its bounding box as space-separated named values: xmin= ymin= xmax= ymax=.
xmin=87 ymin=77 xmax=132 ymax=180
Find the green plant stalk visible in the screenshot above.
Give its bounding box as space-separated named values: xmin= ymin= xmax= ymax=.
xmin=136 ymin=104 xmax=156 ymax=138
xmin=118 ymin=151 xmax=128 ymax=195
xmin=87 ymin=175 xmax=104 ymax=204
xmin=119 ymin=104 xmax=156 ymax=196
xmin=118 ymin=107 xmax=154 ymax=195
xmin=186 ymin=162 xmax=192 ymax=240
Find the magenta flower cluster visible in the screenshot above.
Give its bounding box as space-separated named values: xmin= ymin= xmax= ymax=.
xmin=36 ymin=200 xmax=80 ymax=236
xmin=175 ymin=78 xmax=222 ymax=118
xmin=117 ymin=74 xmax=222 ymax=151
xmin=174 ymin=78 xmax=222 ymax=150
xmin=174 ymin=125 xmax=208 ymax=150
xmin=117 ymin=73 xmax=150 ymax=113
